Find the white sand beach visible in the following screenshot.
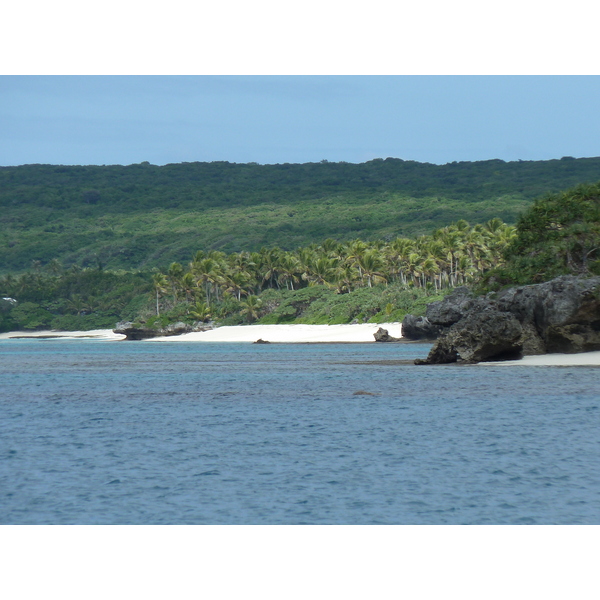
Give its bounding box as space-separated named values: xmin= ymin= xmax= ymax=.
xmin=147 ymin=322 xmax=403 ymax=343
xmin=0 ymin=323 xmax=401 ymax=343
xmin=0 ymin=329 xmax=126 ymax=341
xmin=481 ymin=351 xmax=600 ymax=366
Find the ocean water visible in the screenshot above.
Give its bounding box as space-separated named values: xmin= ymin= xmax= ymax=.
xmin=1 ymin=339 xmax=599 ymax=525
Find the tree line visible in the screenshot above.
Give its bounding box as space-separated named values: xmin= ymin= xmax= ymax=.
xmin=151 ymin=219 xmax=516 ymax=322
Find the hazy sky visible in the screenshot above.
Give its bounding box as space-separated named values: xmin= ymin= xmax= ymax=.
xmin=2 ymin=75 xmax=600 ymax=167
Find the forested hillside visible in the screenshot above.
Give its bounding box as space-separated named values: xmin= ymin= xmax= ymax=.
xmin=3 ymin=177 xmax=600 ymax=333
xmin=1 ymin=156 xmax=599 ymax=273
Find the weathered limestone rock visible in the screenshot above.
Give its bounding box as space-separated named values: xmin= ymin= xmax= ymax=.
xmin=497 ymin=276 xmax=600 ymax=353
xmin=544 ymin=323 xmax=600 ymax=353
xmin=519 ymin=322 xmax=546 ymax=356
xmin=373 ymin=327 xmax=401 ymax=342
xmin=425 ymin=286 xmax=475 ymax=327
xmin=162 ymin=321 xmax=193 ymax=336
xmin=401 ymin=314 xmax=441 ymax=340
xmin=113 ymin=322 xmax=160 ymax=340
xmin=114 ymin=320 xmax=213 ymax=340
xmin=414 ymin=337 xmax=459 ymax=365
xmin=414 ymin=275 xmax=600 ymax=364
xmin=442 ymin=309 xmax=522 ymax=363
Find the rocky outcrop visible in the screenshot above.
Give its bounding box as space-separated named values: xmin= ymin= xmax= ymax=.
xmin=413 ymin=276 xmax=600 ymax=364
xmin=496 ymin=276 xmax=600 ymax=353
xmin=400 ymin=314 xmax=441 ymax=340
xmin=373 ymin=327 xmax=402 ymax=342
xmin=415 ymin=308 xmax=523 ymax=364
xmin=114 ymin=321 xmax=213 ymax=340
xmin=424 ymin=286 xmax=476 ymax=327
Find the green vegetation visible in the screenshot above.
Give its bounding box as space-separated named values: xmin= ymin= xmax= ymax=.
xmin=2 ymin=158 xmax=599 ymax=332
xmin=0 ymin=264 xmax=151 ymax=332
xmin=0 ymin=219 xmax=513 ymax=331
xmin=2 ymin=156 xmax=599 ymax=273
xmin=132 ymin=218 xmax=513 ymax=328
xmin=481 ymin=182 xmax=600 ymax=288
xmin=255 ymin=285 xmax=445 ymax=325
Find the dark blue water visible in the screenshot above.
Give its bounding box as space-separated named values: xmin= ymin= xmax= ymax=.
xmin=1 ymin=340 xmax=599 ymax=524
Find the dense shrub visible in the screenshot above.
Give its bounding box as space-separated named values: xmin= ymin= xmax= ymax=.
xmin=481 ymin=182 xmax=600 ymax=288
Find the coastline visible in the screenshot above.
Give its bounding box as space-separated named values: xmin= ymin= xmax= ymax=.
xmin=0 ymin=323 xmax=402 ymax=344
xmin=480 ymin=351 xmax=600 ymax=367
xmin=146 ymin=322 xmax=403 ymax=343
xmin=0 ymin=329 xmax=126 ymax=341
xmin=3 ymin=325 xmax=600 ymax=365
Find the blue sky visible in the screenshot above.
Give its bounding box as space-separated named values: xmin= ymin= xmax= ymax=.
xmin=2 ymin=75 xmax=600 ymax=167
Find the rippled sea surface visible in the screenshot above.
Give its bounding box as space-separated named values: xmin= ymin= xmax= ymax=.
xmin=1 ymin=340 xmax=599 ymax=524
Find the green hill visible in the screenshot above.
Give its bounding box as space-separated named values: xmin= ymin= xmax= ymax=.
xmin=1 ymin=156 xmax=599 ymax=273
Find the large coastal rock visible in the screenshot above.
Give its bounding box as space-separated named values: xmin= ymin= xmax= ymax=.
xmin=424 ymin=286 xmax=476 ymax=326
xmin=414 ymin=275 xmax=600 ymax=364
xmin=114 ymin=321 xmax=213 ymax=340
xmin=415 ymin=308 xmax=523 ymax=364
xmin=400 ymin=314 xmax=441 ymax=340
xmin=496 ymin=276 xmax=600 ymax=353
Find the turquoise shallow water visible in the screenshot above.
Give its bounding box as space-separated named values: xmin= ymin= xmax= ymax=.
xmin=1 ymin=340 xmax=599 ymax=524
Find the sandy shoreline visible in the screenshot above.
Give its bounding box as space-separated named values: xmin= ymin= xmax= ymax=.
xmin=0 ymin=329 xmax=126 ymax=341
xmin=148 ymin=322 xmax=403 ymax=343
xmin=480 ymin=351 xmax=600 ymax=366
xmin=2 ymin=324 xmax=600 ymax=365
xmin=0 ymin=323 xmax=402 ymax=344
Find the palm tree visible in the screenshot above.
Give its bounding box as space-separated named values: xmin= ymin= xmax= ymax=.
xmin=248 ymin=252 xmax=265 ymax=292
xmin=302 ymin=256 xmax=337 ymax=287
xmin=356 ymin=250 xmax=386 ymax=288
xmin=188 ymin=301 xmax=212 ymax=322
xmin=152 ymin=273 xmax=169 ymax=315
xmin=223 ymin=269 xmax=252 ymax=301
xmin=344 ymin=239 xmax=369 ymax=279
xmin=180 ymin=272 xmax=196 ymax=303
xmin=432 ymin=227 xmax=464 ymax=287
xmin=332 ymin=263 xmax=358 ymax=294
xmin=384 ymin=238 xmax=414 ymax=285
xmin=67 ymin=294 xmax=86 ymax=316
xmin=487 ymin=223 xmax=517 ymax=268
xmin=239 ymin=295 xmax=263 ymax=323
xmin=406 ymin=252 xmax=423 ymax=287
xmin=83 ymin=295 xmax=100 ymax=315
xmin=0 ymin=273 xmax=17 ymax=297
xmin=456 ymin=254 xmax=476 ymax=285
xmin=277 ymin=253 xmax=301 ymax=291
xmin=166 ymin=262 xmax=184 ymax=303
xmin=258 ymin=247 xmax=282 ymax=290
xmin=420 ymin=256 xmax=440 ymax=290
xmin=320 ymin=238 xmax=343 ymax=258
xmin=191 ymin=257 xmax=223 ymax=305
